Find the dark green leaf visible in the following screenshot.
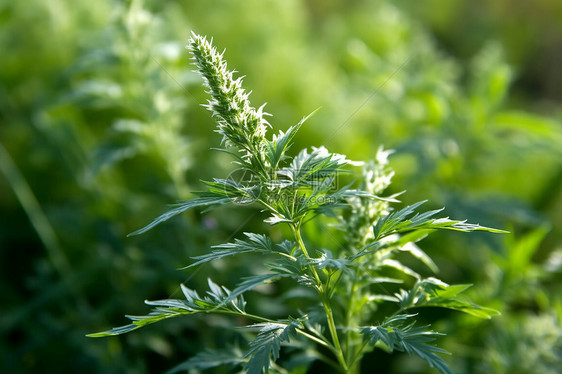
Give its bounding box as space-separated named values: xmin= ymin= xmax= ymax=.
xmin=361 ymin=314 xmax=452 ymax=374
xmin=244 ymin=321 xmax=300 ymax=374
xmin=395 ymin=278 xmax=500 ymax=319
xmin=265 ymin=109 xmax=317 ymax=169
xmin=87 ymin=279 xmax=246 ymax=337
xmin=202 ymin=178 xmax=261 ymax=203
xmin=184 ymin=233 xmax=296 ymax=269
xmin=166 ymin=347 xmax=243 ymax=373
xmin=277 ymin=146 xmax=358 ymax=188
xmin=309 ymin=249 xmax=354 ymax=275
xmin=372 ymin=201 xmax=507 ymax=241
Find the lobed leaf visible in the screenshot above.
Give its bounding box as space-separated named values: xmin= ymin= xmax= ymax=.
xmin=395 ymin=278 xmax=500 ymax=319
xmin=243 ymin=321 xmax=300 ymax=374
xmin=277 ymin=146 xmax=358 ymax=189
xmin=361 ymin=314 xmax=452 ymax=374
xmin=372 ymin=201 xmax=507 ymax=241
xmin=202 ymin=178 xmax=263 ymax=204
xmin=309 ymin=249 xmax=354 ymax=275
xmin=87 ymin=280 xmax=246 ymax=337
xmin=184 ymin=233 xmax=295 ymax=269
xmin=265 ymin=109 xmax=317 ymax=169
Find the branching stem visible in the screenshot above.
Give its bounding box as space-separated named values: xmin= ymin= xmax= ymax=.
xmin=292 ymin=222 xmax=349 ymax=373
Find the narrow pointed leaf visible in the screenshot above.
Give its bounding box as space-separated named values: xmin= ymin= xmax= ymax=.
xmin=243 ymin=321 xmax=299 ymax=374
xmin=361 ymin=315 xmax=452 ymax=374
xmin=87 ymin=280 xmax=246 ymax=337
xmin=128 ymin=196 xmax=231 ymax=236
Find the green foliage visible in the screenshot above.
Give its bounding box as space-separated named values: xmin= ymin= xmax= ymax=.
xmin=370 ymin=200 xmax=506 ymax=241
xmin=90 ymin=33 xmax=504 ymax=374
xmin=361 ymin=314 xmax=451 ymax=374
xmin=2 ymin=1 xmax=561 ymax=374
xmin=87 ymin=279 xmax=248 ymax=337
xmin=244 ymin=322 xmax=300 ymax=374
xmin=184 ymin=233 xmax=295 ymax=269
xmin=393 ymin=279 xmax=499 ymax=319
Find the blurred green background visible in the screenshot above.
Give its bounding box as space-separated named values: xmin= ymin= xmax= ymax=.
xmin=1 ymin=0 xmax=561 ymax=373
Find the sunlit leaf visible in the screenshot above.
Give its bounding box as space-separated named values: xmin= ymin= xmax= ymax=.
xmin=361 ymin=314 xmax=452 ymax=374
xmin=87 ymin=279 xmax=246 ymax=337
xmin=243 ymin=321 xmax=300 ymax=374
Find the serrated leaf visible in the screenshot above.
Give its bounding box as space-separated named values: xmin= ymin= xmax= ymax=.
xmin=424 ymin=298 xmax=501 ymax=319
xmin=184 ymin=233 xmax=295 ymax=269
xmin=86 ymin=324 xmax=142 ymax=337
xmin=309 ymin=249 xmax=354 ymax=275
xmin=264 ymin=212 xmax=293 ymax=226
xmin=312 ymin=184 xmax=399 ymax=219
xmin=372 ymin=201 xmax=507 ymax=241
xmin=202 ymin=178 xmax=261 ymax=204
xmin=265 ymin=109 xmax=316 ymax=169
xmin=266 ymin=256 xmax=314 ymax=287
xmin=433 ymin=284 xmax=472 ymax=299
xmin=276 ymin=240 xmax=297 ymax=254
xmin=361 ymin=315 xmax=452 ymax=374
xmin=87 ymin=280 xmax=246 ymax=337
xmin=352 ymin=227 xmax=429 ymax=262
xmin=373 ymin=201 xmax=428 ymax=240
xmin=396 ymin=278 xmax=500 ymax=319
xmin=243 ymin=322 xmax=299 ymax=374
xmin=277 ymin=146 xmax=358 ymax=189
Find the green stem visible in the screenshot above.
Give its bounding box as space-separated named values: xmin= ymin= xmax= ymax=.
xmin=218 ymin=310 xmax=272 ymax=323
xmin=345 ymin=281 xmax=359 ymax=363
xmin=322 ymin=296 xmax=348 ymax=372
xmin=292 ymin=222 xmax=349 ymax=373
xmin=328 ymin=269 xmax=344 ymax=298
xmin=292 ymin=224 xmax=322 ymax=285
xmin=226 ymin=308 xmax=341 ymax=368
xmin=296 ymin=329 xmax=333 ymax=350
xmin=257 ymin=198 xmax=284 ymax=220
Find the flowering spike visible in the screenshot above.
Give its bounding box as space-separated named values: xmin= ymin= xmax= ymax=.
xmin=188 ymin=33 xmax=269 ymax=165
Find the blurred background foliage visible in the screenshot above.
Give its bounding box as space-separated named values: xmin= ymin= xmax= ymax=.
xmin=1 ymin=0 xmax=561 ymax=373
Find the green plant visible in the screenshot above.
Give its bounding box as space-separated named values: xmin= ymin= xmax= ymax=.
xmin=89 ymin=32 xmax=504 ymax=374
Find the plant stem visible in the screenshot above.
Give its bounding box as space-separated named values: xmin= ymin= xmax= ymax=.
xmin=296 ymin=329 xmax=333 ymax=349
xmin=345 ymin=281 xmax=359 ymax=363
xmin=292 ymin=222 xmax=349 ymax=373
xmin=322 ymin=296 xmax=349 ymax=372
xmin=292 ymin=224 xmax=322 ymax=285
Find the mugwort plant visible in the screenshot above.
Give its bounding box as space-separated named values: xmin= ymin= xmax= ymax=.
xmin=89 ymin=32 xmax=504 ymax=374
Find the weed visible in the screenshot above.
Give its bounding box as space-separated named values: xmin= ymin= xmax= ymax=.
xmin=89 ymin=32 xmax=504 ymax=374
